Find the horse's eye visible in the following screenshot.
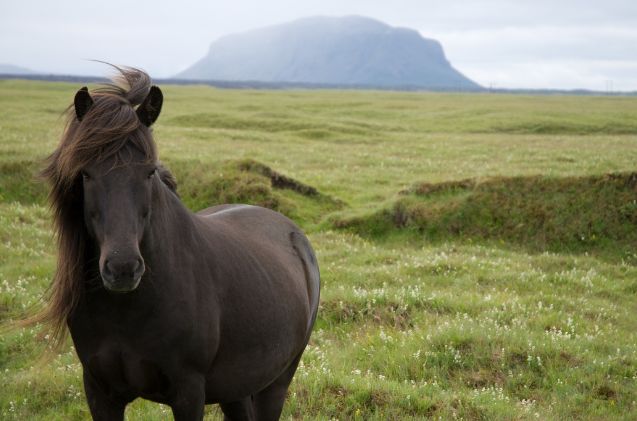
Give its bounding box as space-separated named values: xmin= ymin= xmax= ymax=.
xmin=148 ymin=169 xmax=156 ymax=179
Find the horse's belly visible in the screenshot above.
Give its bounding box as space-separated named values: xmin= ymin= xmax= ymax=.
xmin=203 ymin=316 xmax=308 ymax=402
xmin=204 ymin=354 xmax=295 ymax=403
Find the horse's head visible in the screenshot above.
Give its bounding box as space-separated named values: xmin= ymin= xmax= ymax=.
xmin=75 ymin=84 xmax=163 ymax=293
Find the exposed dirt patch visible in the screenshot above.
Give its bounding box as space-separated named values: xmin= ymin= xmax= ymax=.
xmin=595 ymin=384 xmax=617 ymax=400
xmin=237 ymin=159 xmax=319 ymax=197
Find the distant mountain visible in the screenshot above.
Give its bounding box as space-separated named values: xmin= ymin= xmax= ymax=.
xmin=176 ymin=16 xmax=481 ymax=90
xmin=0 ymin=63 xmax=36 ymax=75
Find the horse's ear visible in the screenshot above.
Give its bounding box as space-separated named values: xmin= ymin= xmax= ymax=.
xmin=74 ymin=86 xmax=93 ymax=122
xmin=136 ymin=86 xmax=163 ymax=126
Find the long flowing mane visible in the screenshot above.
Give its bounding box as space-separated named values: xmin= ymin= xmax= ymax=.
xmin=31 ymin=66 xmax=161 ymax=348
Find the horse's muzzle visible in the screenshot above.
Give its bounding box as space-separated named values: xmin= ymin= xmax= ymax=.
xmin=101 ymin=257 xmax=145 ymax=292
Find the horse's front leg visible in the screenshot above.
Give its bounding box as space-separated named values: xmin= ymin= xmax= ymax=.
xmin=82 ymin=371 xmax=127 ymax=421
xmin=170 ymin=375 xmax=206 ymax=421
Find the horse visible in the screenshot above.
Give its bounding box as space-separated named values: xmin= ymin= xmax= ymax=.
xmin=35 ymin=67 xmax=320 ymax=420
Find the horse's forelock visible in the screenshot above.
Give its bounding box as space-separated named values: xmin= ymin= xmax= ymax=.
xmin=94 ymin=65 xmax=152 ymax=107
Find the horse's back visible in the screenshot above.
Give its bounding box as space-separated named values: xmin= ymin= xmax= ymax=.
xmin=197 ymin=204 xmax=304 ymax=249
xmin=196 ymin=203 xmax=247 ymax=218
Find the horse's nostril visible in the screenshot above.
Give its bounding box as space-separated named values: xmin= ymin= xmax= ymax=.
xmin=133 ymin=258 xmax=145 ymax=278
xmin=104 ymin=259 xmax=114 ymax=276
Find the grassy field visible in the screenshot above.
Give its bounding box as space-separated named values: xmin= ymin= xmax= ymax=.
xmin=1 ymin=79 xmax=637 ymax=420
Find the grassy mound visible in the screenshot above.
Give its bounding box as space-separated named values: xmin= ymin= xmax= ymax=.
xmin=488 ymin=120 xmax=637 ymax=135
xmin=0 ymin=156 xmax=340 ymax=229
xmin=144 ymin=158 xmax=342 ymax=227
xmin=166 ymin=112 xmax=376 ymax=137
xmin=334 ymin=172 xmax=637 ymax=253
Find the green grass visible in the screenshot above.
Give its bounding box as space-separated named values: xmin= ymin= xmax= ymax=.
xmin=1 ymin=79 xmax=637 ymax=419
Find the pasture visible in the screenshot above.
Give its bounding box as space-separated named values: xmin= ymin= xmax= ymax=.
xmin=1 ymin=80 xmax=637 ymax=419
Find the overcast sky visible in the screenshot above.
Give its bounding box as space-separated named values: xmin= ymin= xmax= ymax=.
xmin=1 ymin=0 xmax=636 ymax=90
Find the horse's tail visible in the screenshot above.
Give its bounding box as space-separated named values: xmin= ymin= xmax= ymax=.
xmin=290 ymin=231 xmax=320 ymax=336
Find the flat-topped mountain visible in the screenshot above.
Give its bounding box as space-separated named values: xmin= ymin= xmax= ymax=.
xmin=0 ymin=64 xmax=36 ymax=75
xmin=176 ymin=16 xmax=480 ymax=90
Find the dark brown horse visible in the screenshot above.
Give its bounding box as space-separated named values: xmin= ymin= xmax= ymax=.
xmin=35 ymin=67 xmax=320 ymax=420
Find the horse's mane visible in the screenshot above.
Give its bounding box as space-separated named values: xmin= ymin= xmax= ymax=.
xmin=157 ymin=163 xmax=178 ymax=193
xmin=30 ymin=66 xmax=170 ymax=348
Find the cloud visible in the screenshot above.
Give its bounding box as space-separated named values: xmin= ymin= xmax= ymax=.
xmin=436 ymin=26 xmax=637 ymax=61
xmin=429 ymin=24 xmax=637 ymax=89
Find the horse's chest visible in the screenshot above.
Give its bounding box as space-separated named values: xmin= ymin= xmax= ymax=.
xmin=70 ymin=296 xmax=208 ymax=400
xmin=86 ymin=345 xmax=171 ymax=399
